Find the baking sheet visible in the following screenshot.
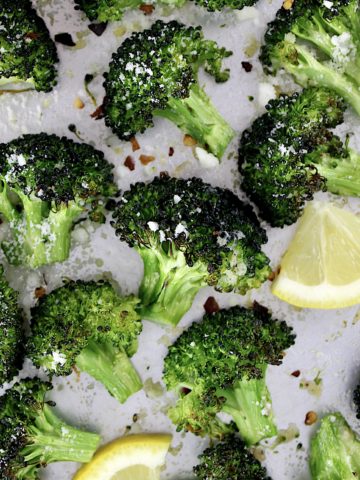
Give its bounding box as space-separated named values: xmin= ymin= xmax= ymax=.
xmin=2 ymin=0 xmax=360 ymax=478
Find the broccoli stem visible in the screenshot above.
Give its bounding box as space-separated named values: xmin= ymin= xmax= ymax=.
xmin=310 ymin=149 xmax=360 ymax=197
xmin=284 ymin=43 xmax=360 ymax=116
xmin=75 ymin=338 xmax=142 ymax=404
xmin=154 ymin=84 xmax=234 ymax=159
xmin=137 ymin=243 xmax=208 ymax=326
xmin=1 ymin=192 xmax=83 ymax=268
xmin=20 ymin=404 xmax=100 ymax=470
xmin=220 ymin=372 xmax=277 ymax=446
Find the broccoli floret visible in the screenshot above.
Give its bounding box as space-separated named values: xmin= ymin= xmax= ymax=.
xmin=194 ymin=435 xmax=271 ymax=479
xmin=260 ymin=1 xmax=360 ymax=116
xmin=104 ymin=20 xmax=234 ymax=159
xmin=238 ymin=87 xmax=360 ymax=227
xmin=0 ymin=0 xmax=58 ymax=92
xmin=0 ymin=265 xmax=25 ymax=387
xmin=0 ymin=378 xmax=100 ymax=479
xmin=163 ymin=305 xmax=295 ymax=443
xmin=0 ymin=133 xmax=117 ymax=268
xmin=310 ymin=412 xmax=360 ymax=479
xmin=26 ymin=280 xmax=142 ymax=404
xmin=112 ymin=176 xmax=271 ymax=326
xmin=75 ymin=0 xmax=256 ymax=21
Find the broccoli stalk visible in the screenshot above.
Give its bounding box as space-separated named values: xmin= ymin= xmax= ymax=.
xmin=221 ymin=373 xmax=277 ymax=446
xmin=112 ymin=176 xmax=271 ymax=327
xmin=163 ymin=305 xmax=295 ymax=443
xmin=154 ymin=85 xmax=234 ymax=159
xmin=76 ymin=338 xmax=142 ymax=403
xmin=0 ymin=193 xmax=83 ymax=268
xmin=310 ymin=413 xmax=360 ymax=479
xmin=26 ymin=280 xmax=143 ymax=405
xmin=0 ymin=378 xmax=100 ymax=479
xmin=260 ymin=1 xmax=360 ymax=115
xmin=104 ymin=21 xmax=234 ymax=159
xmin=0 ymin=133 xmax=116 ymax=268
xmin=137 ymin=241 xmax=208 ymax=325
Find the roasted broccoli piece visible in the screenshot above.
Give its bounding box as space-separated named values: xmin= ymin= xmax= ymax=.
xmin=26 ymin=280 xmax=142 ymax=404
xmin=194 ymin=435 xmax=271 ymax=479
xmin=310 ymin=412 xmax=360 ymax=479
xmin=104 ymin=20 xmax=234 ymax=159
xmin=0 ymin=378 xmax=100 ymax=479
xmin=163 ymin=305 xmax=295 ymax=443
xmin=112 ymin=175 xmax=271 ymax=326
xmin=75 ymin=0 xmax=257 ymax=21
xmin=0 ymin=0 xmax=58 ymax=92
xmin=260 ymin=1 xmax=360 ymax=116
xmin=0 ymin=265 xmax=25 ymax=387
xmin=0 ymin=133 xmax=116 ymax=268
xmin=238 ymin=87 xmax=360 ymax=227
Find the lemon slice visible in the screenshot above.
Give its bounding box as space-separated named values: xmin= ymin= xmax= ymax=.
xmin=272 ymin=201 xmax=360 ymax=309
xmin=73 ymin=434 xmax=172 ymax=480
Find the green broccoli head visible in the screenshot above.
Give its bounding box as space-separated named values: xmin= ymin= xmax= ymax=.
xmin=112 ymin=175 xmax=271 ymax=326
xmin=26 ymin=280 xmax=142 ymax=404
xmin=74 ymin=0 xmax=146 ymax=21
xmin=163 ymin=305 xmax=295 ymax=442
xmin=239 ymin=87 xmax=356 ymax=227
xmin=194 ymin=435 xmax=271 ymax=479
xmin=260 ymin=1 xmax=360 ymax=116
xmin=0 ymin=265 xmax=25 ymax=386
xmin=0 ymin=0 xmax=58 ymax=92
xmin=0 ymin=378 xmax=100 ymax=480
xmin=192 ymin=0 xmax=256 ymax=11
xmin=310 ymin=412 xmax=360 ymax=479
xmin=0 ymin=133 xmax=117 ymax=268
xmin=104 ymin=20 xmax=234 ymax=158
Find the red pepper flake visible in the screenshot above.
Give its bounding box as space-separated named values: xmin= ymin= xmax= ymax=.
xmin=268 ymin=270 xmax=276 ymax=281
xmin=291 ymin=370 xmax=301 ymax=378
xmin=204 ymin=296 xmax=220 ymax=314
xmin=139 ymin=4 xmax=155 ymax=14
xmin=241 ymin=61 xmax=253 ymax=72
xmin=305 ymin=411 xmax=317 ymax=426
xmin=24 ymin=32 xmax=40 ymax=41
xmin=139 ymin=154 xmax=155 ymax=165
xmin=183 ymin=134 xmax=197 ymax=146
xmin=130 ymin=137 xmax=140 ymax=151
xmin=168 ymin=147 xmax=174 ymax=157
xmin=124 ymin=156 xmax=135 ymax=171
xmin=90 ymin=104 xmax=105 ymax=120
xmin=34 ymin=287 xmax=46 ymax=299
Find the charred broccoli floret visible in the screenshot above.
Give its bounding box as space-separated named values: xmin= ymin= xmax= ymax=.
xmin=104 ymin=20 xmax=234 ymax=159
xmin=0 ymin=133 xmax=116 ymax=268
xmin=238 ymin=87 xmax=360 ymax=227
xmin=0 ymin=0 xmax=58 ymax=92
xmin=75 ymin=0 xmax=257 ymax=21
xmin=260 ymin=1 xmax=360 ymax=116
xmin=0 ymin=378 xmax=100 ymax=479
xmin=0 ymin=265 xmax=25 ymax=387
xmin=112 ymin=176 xmax=271 ymax=326
xmin=26 ymin=280 xmax=142 ymax=403
xmin=194 ymin=435 xmax=271 ymax=479
xmin=26 ymin=280 xmax=142 ymax=404
xmin=163 ymin=305 xmax=295 ymax=443
xmin=353 ymin=384 xmax=360 ymax=419
xmin=310 ymin=413 xmax=360 ymax=479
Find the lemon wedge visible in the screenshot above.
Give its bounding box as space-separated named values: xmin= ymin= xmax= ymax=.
xmin=272 ymin=201 xmax=360 ymax=309
xmin=73 ymin=434 xmax=172 ymax=480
